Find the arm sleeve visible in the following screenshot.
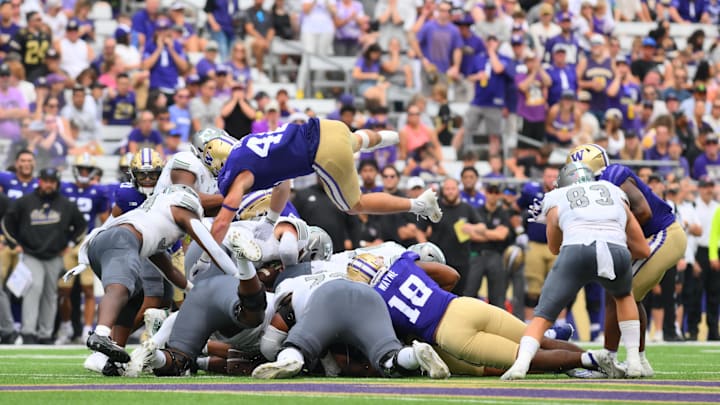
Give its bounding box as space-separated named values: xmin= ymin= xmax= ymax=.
xmin=708 ymin=207 xmax=720 ymax=261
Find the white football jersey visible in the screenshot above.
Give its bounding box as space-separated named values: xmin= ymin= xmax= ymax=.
xmin=217 ymin=292 xmax=276 ymax=352
xmin=328 ymin=241 xmax=408 ymax=271
xmin=542 ymin=180 xmax=628 ymax=247
xmin=94 ymin=184 xmax=204 ymax=257
xmin=274 ymin=272 xmax=348 ymax=322
xmin=156 ymin=151 xmax=218 ymax=195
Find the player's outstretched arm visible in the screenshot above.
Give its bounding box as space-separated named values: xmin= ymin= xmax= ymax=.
xmin=211 ymin=171 xmax=255 ymax=245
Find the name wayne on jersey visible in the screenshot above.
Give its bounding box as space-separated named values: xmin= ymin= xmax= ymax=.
xmin=542 ymin=180 xmax=629 ymax=247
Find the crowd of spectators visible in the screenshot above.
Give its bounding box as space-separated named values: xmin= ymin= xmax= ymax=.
xmin=0 ymin=0 xmax=718 ymax=344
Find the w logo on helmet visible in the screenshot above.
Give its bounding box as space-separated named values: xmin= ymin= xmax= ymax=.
xmin=203 ymin=150 xmax=213 ymax=166
xmin=570 ymin=150 xmax=584 ymax=162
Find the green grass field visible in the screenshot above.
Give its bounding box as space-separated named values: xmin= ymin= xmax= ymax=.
xmin=1 ymin=344 xmax=719 ymax=404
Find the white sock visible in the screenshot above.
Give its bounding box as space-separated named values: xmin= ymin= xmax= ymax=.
xmin=150 ymin=350 xmax=167 ymax=369
xmin=277 ymin=347 xmax=304 ymax=364
xmin=514 ymin=336 xmax=540 ymax=371
xmin=94 ymin=325 xmax=111 ymax=337
xmin=639 ymin=351 xmax=647 ymax=361
xmin=196 ymin=357 xmax=209 ymax=371
xmin=396 ymin=347 xmax=419 ymax=370
xmin=619 ymin=320 xmax=641 ymax=363
xmin=83 ymin=325 xmax=93 ymax=333
xmin=278 ymin=232 xmax=299 ymax=267
xmin=150 ymin=312 xmax=177 ymax=346
xmin=581 ymin=352 xmax=598 ymax=368
xmin=236 ymin=258 xmax=257 ymax=281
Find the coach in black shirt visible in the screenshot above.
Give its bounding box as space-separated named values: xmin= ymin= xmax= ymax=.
xmin=2 ymin=168 xmax=86 ymax=343
xmin=429 ymin=178 xmax=480 ymax=295
xmin=463 ymin=181 xmax=511 ymax=308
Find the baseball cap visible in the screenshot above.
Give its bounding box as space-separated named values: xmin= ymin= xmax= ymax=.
xmin=46 ymin=0 xmax=62 ymax=8
xmin=642 ymin=37 xmax=657 ymax=48
xmin=615 ymin=53 xmax=629 ymax=64
xmin=590 ymin=34 xmax=605 ymax=46
xmin=706 ymin=133 xmax=719 ymax=144
xmin=511 ymin=23 xmax=524 ymax=31
xmin=699 ymin=177 xmax=715 ymax=187
xmin=167 ymin=128 xmax=182 ymax=137
xmin=254 ymin=91 xmax=269 ymax=101
xmin=39 ymin=167 xmax=60 ymax=181
xmin=338 ymin=93 xmax=354 ymax=106
xmin=665 ymin=90 xmax=679 ymax=101
xmin=604 ymin=108 xmax=622 ymax=121
xmin=46 ymin=73 xmax=65 ymax=84
xmin=155 ymin=16 xmax=172 ymax=30
xmin=503 ymin=184 xmax=518 ymax=195
xmin=648 ymin=173 xmax=664 ymax=184
xmin=577 ymin=90 xmax=592 ymax=102
xmin=484 ymin=0 xmax=497 ymax=8
xmin=186 ymin=74 xmax=200 ymax=85
xmin=170 ymin=1 xmax=185 ymax=10
xmin=266 ymin=100 xmax=279 ymax=112
xmin=557 ymin=11 xmax=572 ymax=22
xmin=407 ymin=177 xmax=426 ymax=190
xmin=114 ymin=24 xmax=131 ymax=40
xmin=46 ymin=48 xmax=59 ymax=59
xmin=485 ymin=181 xmax=502 ymax=193
xmin=561 ymin=89 xmax=576 ymax=100
xmin=66 ymin=19 xmax=79 ymax=31
xmin=553 ymin=43 xmax=567 ymax=53
xmin=206 ymin=40 xmax=219 ymax=51
xmin=215 ymin=64 xmax=229 ymax=75
xmin=0 ymin=63 xmax=9 ymax=76
xmin=35 ymin=76 xmax=48 ymax=87
xmin=454 ymin=13 xmax=474 ymax=25
xmin=510 ymin=35 xmax=524 ymax=46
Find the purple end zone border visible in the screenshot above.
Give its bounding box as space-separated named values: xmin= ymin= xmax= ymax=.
xmin=1 ymin=383 xmax=719 ymax=402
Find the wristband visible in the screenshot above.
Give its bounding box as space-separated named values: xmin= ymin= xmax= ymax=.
xmin=266 ymin=209 xmax=280 ymax=224
xmin=185 ymin=280 xmax=194 ymax=293
xmin=222 ymin=203 xmax=239 ymax=212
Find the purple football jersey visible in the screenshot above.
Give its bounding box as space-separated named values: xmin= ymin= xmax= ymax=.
xmin=0 ymin=171 xmax=37 ymax=200
xmin=373 ymin=251 xmax=456 ymax=344
xmin=113 ymin=182 xmax=147 ymax=215
xmin=61 ymin=182 xmax=110 ymax=231
xmin=217 ymin=119 xmax=321 ymax=196
xmin=600 ymin=164 xmax=675 ymax=237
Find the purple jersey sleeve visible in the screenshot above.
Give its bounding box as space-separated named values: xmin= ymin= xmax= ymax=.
xmin=113 ymin=182 xmax=147 ymax=214
xmin=373 ymin=251 xmax=456 ymax=344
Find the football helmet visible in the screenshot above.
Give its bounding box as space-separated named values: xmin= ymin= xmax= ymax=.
xmin=201 ymin=134 xmax=237 ymax=177
xmin=408 ymin=242 xmax=446 ymax=265
xmin=502 ymin=245 xmax=525 ymax=274
xmin=73 ymin=153 xmax=99 ymax=184
xmin=192 ymin=127 xmax=229 ymax=160
xmin=118 ymin=152 xmax=134 ymax=182
xmin=347 ymin=253 xmax=386 ymax=284
xmin=566 ymin=144 xmax=609 ymax=176
xmin=130 ymin=148 xmax=164 ymax=195
xmin=299 ymin=226 xmax=333 ymax=262
xmin=557 ymin=162 xmax=595 ymax=188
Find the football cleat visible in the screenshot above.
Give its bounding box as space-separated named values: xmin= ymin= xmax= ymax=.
xmin=54 ymin=322 xmax=73 ymax=345
xmin=565 ymin=368 xmax=608 ymax=379
xmin=586 ymin=349 xmax=625 ymax=379
xmin=545 ymin=323 xmax=575 ymax=341
xmin=143 ymin=308 xmax=169 ymax=338
xmin=84 ymin=352 xmax=109 ymax=374
xmin=102 ymin=361 xmax=125 ymax=377
xmin=251 ymin=358 xmax=303 ymax=379
xmin=626 ymin=359 xmax=642 ymax=378
xmin=125 ymin=340 xmax=158 ymax=377
xmin=229 ymin=230 xmax=263 ymax=262
xmin=640 ymin=356 xmax=654 ymax=378
xmin=412 ymin=340 xmax=450 ymax=379
xmin=413 ymin=189 xmax=443 ymax=223
xmin=86 ymin=332 xmax=130 ymax=363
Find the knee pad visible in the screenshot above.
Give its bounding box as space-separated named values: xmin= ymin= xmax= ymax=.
xmin=153 ymin=347 xmax=195 ymax=377
xmin=524 ymin=294 xmax=539 ymax=308
xmin=226 ymin=349 xmax=265 ymax=376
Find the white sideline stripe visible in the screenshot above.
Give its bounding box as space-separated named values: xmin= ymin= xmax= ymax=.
xmin=0 ymin=354 xmax=87 ymax=359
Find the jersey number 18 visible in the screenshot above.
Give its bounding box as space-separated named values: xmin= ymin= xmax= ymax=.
xmin=387 ymin=275 xmax=433 ymax=324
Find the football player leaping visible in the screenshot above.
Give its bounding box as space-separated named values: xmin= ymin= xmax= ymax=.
xmin=567 ymin=144 xmax=687 ymax=377
xmin=201 ymin=118 xmax=443 ymax=249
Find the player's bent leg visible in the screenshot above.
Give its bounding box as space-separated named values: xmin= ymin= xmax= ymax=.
xmin=153 ymin=347 xmax=196 ymax=377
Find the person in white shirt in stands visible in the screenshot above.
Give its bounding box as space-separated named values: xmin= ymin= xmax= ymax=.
xmin=296 ymin=0 xmax=336 ymax=97
xmin=57 ymin=20 xmax=93 ymax=81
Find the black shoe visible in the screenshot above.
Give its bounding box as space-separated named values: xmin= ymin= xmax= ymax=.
xmin=37 ymin=337 xmax=54 ymax=345
xmin=86 ymin=332 xmax=130 ymax=363
xmin=102 ymin=361 xmax=125 ymax=377
xmin=708 ymin=334 xmax=720 ymax=341
xmin=21 ymin=334 xmax=37 ymax=344
xmin=664 ymin=333 xmax=684 ymax=342
xmin=686 ymin=332 xmax=698 ymax=341
xmin=0 ymin=331 xmax=19 ymax=344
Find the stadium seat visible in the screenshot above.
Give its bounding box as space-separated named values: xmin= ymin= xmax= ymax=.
xmin=99 ymin=125 xmax=132 ymax=142
xmin=307 ymin=55 xmax=356 ymax=94
xmin=253 ymin=83 xmax=298 ymax=99
xmin=441 ymin=146 xmax=458 ymax=162
xmin=95 ymin=20 xmax=118 ymax=39
xmin=289 ymin=99 xmax=336 ymax=117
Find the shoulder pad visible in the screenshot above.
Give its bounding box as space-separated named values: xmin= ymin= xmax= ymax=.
xmin=168 ymin=184 xmax=203 ymax=217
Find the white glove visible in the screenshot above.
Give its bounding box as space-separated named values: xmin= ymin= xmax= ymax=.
xmin=189 ymin=252 xmax=212 ymax=279
xmin=253 ymin=217 xmax=275 ymax=241
xmin=515 ymin=234 xmax=529 ymax=249
xmin=527 ymin=197 xmax=546 ymax=224
xmin=62 ymin=264 xmax=87 ymax=282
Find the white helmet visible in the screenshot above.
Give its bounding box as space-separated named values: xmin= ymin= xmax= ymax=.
xmin=407 ymin=242 xmax=446 ymax=264
xmin=275 ymin=216 xmax=310 ymax=250
xmin=300 ymin=226 xmax=333 ymax=262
